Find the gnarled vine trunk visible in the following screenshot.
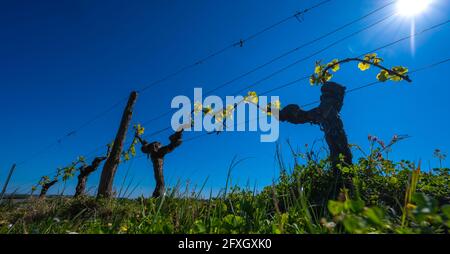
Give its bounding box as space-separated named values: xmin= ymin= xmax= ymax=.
xmin=137 ymin=130 xmax=183 ymax=198
xmin=279 ymin=82 xmax=352 ymax=172
xmin=151 ymin=157 xmax=165 ymax=198
xmin=74 ymin=156 xmax=107 ymax=197
xmin=39 ymin=180 xmax=58 ymax=199
xmin=75 ymin=174 xmax=88 ymax=198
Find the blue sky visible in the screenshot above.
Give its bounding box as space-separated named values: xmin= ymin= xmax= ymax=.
xmin=1 ymin=0 xmax=449 ymax=197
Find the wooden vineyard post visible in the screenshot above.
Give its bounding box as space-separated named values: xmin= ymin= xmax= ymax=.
xmin=97 ymin=91 xmax=138 ymax=198
xmin=0 ymin=164 xmax=16 ymax=202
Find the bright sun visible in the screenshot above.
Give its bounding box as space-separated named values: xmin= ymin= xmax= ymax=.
xmin=397 ymin=0 xmax=432 ymax=17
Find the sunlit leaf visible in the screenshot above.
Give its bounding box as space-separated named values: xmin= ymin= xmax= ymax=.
xmin=314 ymin=64 xmax=323 ymax=75
xmin=202 ymin=105 xmax=212 ymax=115
xmin=358 ymin=62 xmax=370 ymax=71
xmin=373 ymin=57 xmax=383 ymax=65
xmin=244 ymin=91 xmax=258 ymax=104
xmin=193 ymin=102 xmax=203 ymax=114
xmin=376 ymin=70 xmax=389 ymax=82
xmin=327 ymin=59 xmax=340 ymax=72
xmin=309 ymin=74 xmax=317 ymax=86
xmin=272 ymin=100 xmax=281 ymax=110
xmin=328 ymin=200 xmax=344 ymax=216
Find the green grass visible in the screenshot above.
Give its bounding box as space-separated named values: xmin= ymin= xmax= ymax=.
xmin=1 ymin=141 xmax=449 ymax=234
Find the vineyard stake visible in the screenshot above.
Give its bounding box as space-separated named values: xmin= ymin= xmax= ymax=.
xmin=97 ymin=91 xmax=138 ymax=198
xmin=0 ymin=164 xmax=17 ymax=202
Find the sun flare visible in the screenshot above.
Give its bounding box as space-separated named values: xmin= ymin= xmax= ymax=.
xmin=397 ymin=0 xmax=432 ymax=17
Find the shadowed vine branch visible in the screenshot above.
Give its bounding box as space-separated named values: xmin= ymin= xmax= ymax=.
xmin=310 ymin=53 xmax=411 ymax=85
xmin=322 ymin=57 xmax=412 ymax=82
